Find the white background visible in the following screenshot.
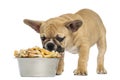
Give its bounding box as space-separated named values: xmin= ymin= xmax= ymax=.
xmin=0 ymin=0 xmax=119 ymax=80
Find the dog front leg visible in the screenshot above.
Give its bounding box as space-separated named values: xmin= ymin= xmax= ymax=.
xmin=56 ymin=54 xmax=64 ymax=75
xmin=74 ymin=45 xmax=90 ymax=76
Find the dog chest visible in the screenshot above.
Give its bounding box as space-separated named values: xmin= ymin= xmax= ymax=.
xmin=66 ymin=46 xmax=78 ymax=54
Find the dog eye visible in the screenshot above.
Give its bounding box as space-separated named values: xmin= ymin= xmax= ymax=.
xmin=40 ymin=33 xmax=46 ymax=41
xmin=41 ymin=36 xmax=46 ymax=41
xmin=56 ymin=35 xmax=65 ymax=42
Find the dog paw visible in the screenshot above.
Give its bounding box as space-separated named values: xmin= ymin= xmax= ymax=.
xmin=56 ymin=69 xmax=64 ymax=75
xmin=97 ymin=66 xmax=107 ymax=74
xmin=73 ymin=69 xmax=87 ymax=76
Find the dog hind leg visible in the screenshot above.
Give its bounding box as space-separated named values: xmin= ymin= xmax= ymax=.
xmin=97 ymin=35 xmax=107 ymax=74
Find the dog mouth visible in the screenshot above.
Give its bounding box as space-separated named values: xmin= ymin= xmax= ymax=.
xmin=56 ymin=46 xmax=65 ymax=53
xmin=42 ymin=39 xmax=65 ymax=53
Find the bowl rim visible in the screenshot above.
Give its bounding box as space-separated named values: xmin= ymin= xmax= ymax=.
xmin=15 ymin=57 xmax=60 ymax=59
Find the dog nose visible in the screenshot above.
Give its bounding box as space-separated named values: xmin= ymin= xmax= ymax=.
xmin=46 ymin=43 xmax=55 ymax=51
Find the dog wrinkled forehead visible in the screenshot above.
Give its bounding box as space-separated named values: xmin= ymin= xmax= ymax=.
xmin=41 ymin=22 xmax=60 ymax=37
xmin=46 ymin=24 xmax=57 ymax=37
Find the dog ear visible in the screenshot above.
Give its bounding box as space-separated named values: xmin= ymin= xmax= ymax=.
xmin=23 ymin=19 xmax=42 ymax=33
xmin=65 ymin=20 xmax=83 ymax=32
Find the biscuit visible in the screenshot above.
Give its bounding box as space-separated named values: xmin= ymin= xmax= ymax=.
xmin=14 ymin=46 xmax=61 ymax=58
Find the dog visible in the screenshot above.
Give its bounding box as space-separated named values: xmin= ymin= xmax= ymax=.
xmin=23 ymin=9 xmax=107 ymax=75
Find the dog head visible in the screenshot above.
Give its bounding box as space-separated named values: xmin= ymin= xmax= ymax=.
xmin=23 ymin=18 xmax=82 ymax=53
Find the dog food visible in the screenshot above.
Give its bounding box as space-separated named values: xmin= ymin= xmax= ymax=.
xmin=14 ymin=46 xmax=61 ymax=58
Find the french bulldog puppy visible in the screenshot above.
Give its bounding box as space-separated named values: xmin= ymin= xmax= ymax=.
xmin=23 ymin=9 xmax=107 ymax=75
